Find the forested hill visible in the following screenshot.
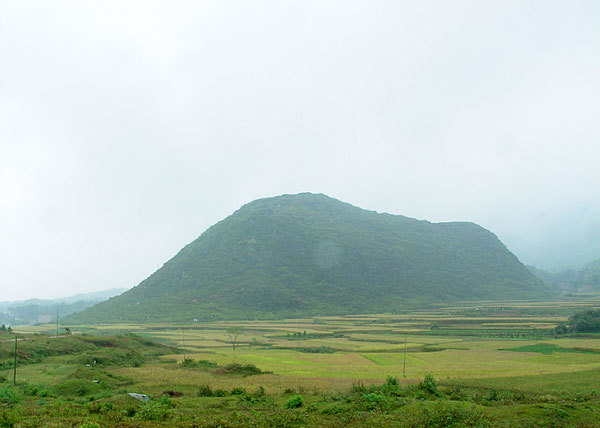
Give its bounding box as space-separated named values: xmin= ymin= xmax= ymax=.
xmin=70 ymin=193 xmax=554 ymax=322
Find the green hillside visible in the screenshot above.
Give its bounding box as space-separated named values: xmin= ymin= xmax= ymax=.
xmin=70 ymin=193 xmax=554 ymax=322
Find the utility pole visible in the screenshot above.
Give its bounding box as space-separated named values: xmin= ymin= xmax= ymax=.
xmin=182 ymin=329 xmax=186 ymax=361
xmin=56 ymin=306 xmax=59 ymax=336
xmin=13 ymin=335 xmax=17 ymax=385
xmin=403 ymin=334 xmax=407 ymax=378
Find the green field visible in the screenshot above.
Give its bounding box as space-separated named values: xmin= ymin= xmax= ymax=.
xmin=2 ymin=298 xmax=600 ymax=427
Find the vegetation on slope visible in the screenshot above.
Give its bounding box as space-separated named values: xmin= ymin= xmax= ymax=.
xmin=71 ymin=193 xmax=553 ymax=322
xmin=529 ymin=259 xmax=600 ymax=293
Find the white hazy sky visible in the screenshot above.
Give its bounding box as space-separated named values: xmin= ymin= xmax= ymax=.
xmin=1 ymin=1 xmax=599 ymax=301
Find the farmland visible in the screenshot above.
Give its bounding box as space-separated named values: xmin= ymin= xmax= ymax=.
xmin=2 ymin=297 xmax=600 ymax=427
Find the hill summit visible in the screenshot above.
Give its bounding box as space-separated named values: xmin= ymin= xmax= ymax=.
xmin=71 ymin=193 xmax=554 ymax=322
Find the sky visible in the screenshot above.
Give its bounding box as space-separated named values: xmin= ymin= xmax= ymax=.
xmin=1 ymin=1 xmax=599 ymax=301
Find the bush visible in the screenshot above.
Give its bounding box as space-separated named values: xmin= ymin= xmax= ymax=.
xmin=182 ymin=358 xmax=218 ymax=369
xmin=230 ymin=387 xmax=246 ymax=395
xmin=411 ymin=403 xmax=490 ymax=428
xmin=79 ymin=423 xmax=101 ymax=428
xmin=181 ymin=358 xmax=196 ymax=367
xmin=255 ymin=386 xmax=265 ymax=397
xmin=87 ymin=402 xmax=114 ymax=414
xmin=0 ymin=409 xmax=18 ymax=428
xmin=0 ymin=386 xmax=19 ymax=405
xmin=554 ymin=324 xmax=569 ymax=335
xmin=361 ymin=393 xmax=391 ymax=411
xmin=216 ymin=363 xmax=269 ymax=376
xmin=197 ymin=384 xmax=214 ymax=397
xmin=124 ymin=406 xmax=136 ymax=417
xmin=285 ymin=395 xmax=303 ymax=409
xmin=136 ymin=396 xmax=173 ymax=421
xmin=320 ymin=404 xmax=347 ymax=415
xmin=214 ymin=389 xmax=228 ymax=397
xmin=419 ymin=374 xmax=438 ymax=395
xmin=20 ymin=383 xmax=50 ymax=397
xmin=297 ymin=346 xmax=336 ymax=354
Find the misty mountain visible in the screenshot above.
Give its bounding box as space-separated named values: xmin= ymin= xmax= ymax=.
xmin=69 ymin=193 xmax=554 ymax=323
xmin=0 ymin=288 xmax=126 ymax=326
xmin=528 ymin=259 xmax=600 ymax=293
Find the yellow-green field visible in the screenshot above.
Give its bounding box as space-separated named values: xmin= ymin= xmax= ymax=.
xmin=14 ymin=298 xmax=600 ymax=389
xmin=3 ymin=298 xmax=600 ymax=427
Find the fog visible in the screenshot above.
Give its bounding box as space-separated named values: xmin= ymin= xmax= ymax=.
xmin=1 ymin=1 xmax=599 ymax=300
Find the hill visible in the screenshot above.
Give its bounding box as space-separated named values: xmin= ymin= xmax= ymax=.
xmin=70 ymin=193 xmax=554 ymax=322
xmin=572 ymin=259 xmax=600 ymax=291
xmin=528 ymin=259 xmax=600 ymax=293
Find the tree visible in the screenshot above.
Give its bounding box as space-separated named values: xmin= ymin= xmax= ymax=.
xmin=226 ymin=326 xmax=244 ymax=350
xmin=554 ymin=324 xmax=569 ymax=335
xmin=0 ymin=324 xmax=6 ymax=333
xmin=569 ymin=309 xmax=600 ymax=333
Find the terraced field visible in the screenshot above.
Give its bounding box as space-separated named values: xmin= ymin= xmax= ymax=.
xmin=3 ymin=298 xmax=600 ymax=427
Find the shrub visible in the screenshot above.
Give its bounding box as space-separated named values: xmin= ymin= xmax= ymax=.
xmin=386 ymin=376 xmax=398 ymax=386
xmin=230 ymin=387 xmax=246 ymax=395
xmin=285 ymin=395 xmax=303 ymax=409
xmin=181 ymin=358 xmax=196 ymax=367
xmin=216 ymin=363 xmax=269 ymax=376
xmin=419 ymin=374 xmax=438 ymax=395
xmin=297 ymin=346 xmax=336 ymax=354
xmin=0 ymin=409 xmax=18 ymax=428
xmin=136 ymin=396 xmax=173 ymax=421
xmin=411 ymin=403 xmax=490 ymax=428
xmin=124 ymin=406 xmax=136 ymax=417
xmin=182 ymin=358 xmax=218 ymax=368
xmin=21 ymin=383 xmax=50 ymax=397
xmin=320 ymin=404 xmax=347 ymax=415
xmin=361 ymin=392 xmax=390 ymax=411
xmin=197 ymin=384 xmax=214 ymax=397
xmin=87 ymin=402 xmax=114 ymax=414
xmin=79 ymin=423 xmax=101 ymax=428
xmin=487 ymin=389 xmax=499 ymax=402
xmin=554 ymin=324 xmax=569 ymax=335
xmin=0 ymin=386 xmax=19 ymax=405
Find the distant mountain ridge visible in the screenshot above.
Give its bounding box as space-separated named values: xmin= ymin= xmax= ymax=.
xmin=70 ymin=193 xmax=554 ymax=322
xmin=0 ymin=288 xmax=126 ymax=326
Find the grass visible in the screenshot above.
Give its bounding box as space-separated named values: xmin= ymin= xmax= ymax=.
xmin=3 ymin=298 xmax=600 ymax=426
xmin=502 ymin=343 xmax=600 ymax=354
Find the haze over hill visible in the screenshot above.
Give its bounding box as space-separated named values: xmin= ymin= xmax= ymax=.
xmin=70 ymin=194 xmax=554 ymax=323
